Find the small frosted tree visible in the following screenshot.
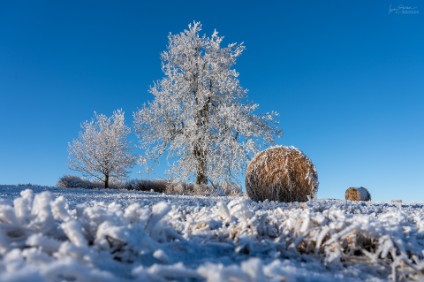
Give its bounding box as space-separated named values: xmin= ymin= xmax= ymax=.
xmin=68 ymin=110 xmax=136 ymax=188
xmin=134 ymin=22 xmax=281 ymax=185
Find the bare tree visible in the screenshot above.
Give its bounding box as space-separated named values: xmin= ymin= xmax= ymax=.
xmin=134 ymin=22 xmax=281 ymax=185
xmin=68 ymin=110 xmax=135 ymax=188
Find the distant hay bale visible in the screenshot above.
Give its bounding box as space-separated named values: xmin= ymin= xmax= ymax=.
xmin=345 ymin=187 xmax=371 ymax=201
xmin=245 ymin=146 xmax=318 ymax=202
xmin=391 ymin=200 xmax=402 ymax=205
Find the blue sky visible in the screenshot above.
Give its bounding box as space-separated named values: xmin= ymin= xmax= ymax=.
xmin=0 ymin=1 xmax=423 ymax=202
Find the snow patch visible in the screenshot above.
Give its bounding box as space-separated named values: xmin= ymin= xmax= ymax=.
xmin=0 ymin=186 xmax=423 ymax=281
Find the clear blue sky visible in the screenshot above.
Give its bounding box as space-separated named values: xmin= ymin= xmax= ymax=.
xmin=1 ymin=1 xmax=423 ymax=202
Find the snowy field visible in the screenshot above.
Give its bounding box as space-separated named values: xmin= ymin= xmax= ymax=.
xmin=0 ymin=185 xmax=423 ymax=281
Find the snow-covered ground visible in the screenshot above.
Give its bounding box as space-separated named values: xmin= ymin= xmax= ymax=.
xmin=0 ymin=185 xmax=423 ymax=281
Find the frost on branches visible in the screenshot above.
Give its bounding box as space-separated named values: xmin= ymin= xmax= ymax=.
xmin=134 ymin=22 xmax=281 ymax=186
xmin=68 ymin=110 xmax=136 ymax=188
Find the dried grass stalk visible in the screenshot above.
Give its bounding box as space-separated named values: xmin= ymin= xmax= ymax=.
xmin=245 ymin=146 xmax=318 ymax=202
xmin=345 ymin=187 xmax=371 ymax=201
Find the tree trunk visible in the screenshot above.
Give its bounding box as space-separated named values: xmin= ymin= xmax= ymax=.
xmin=195 ymin=146 xmax=207 ymax=184
xmin=104 ymin=174 xmax=109 ymax=188
xmin=196 ymin=170 xmax=207 ymax=185
xmin=194 ymin=102 xmax=208 ymax=185
xmin=192 ymin=49 xmax=209 ymax=185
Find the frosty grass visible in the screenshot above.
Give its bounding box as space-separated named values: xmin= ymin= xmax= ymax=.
xmin=0 ymin=185 xmax=423 ymax=281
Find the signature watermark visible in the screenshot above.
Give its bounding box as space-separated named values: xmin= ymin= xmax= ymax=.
xmin=388 ymin=4 xmax=420 ymax=15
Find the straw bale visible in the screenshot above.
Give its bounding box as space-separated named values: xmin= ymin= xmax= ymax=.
xmin=246 ymin=146 xmax=318 ymax=202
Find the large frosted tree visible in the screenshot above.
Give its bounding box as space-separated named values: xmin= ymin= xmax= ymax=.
xmin=68 ymin=110 xmax=136 ymax=188
xmin=134 ymin=22 xmax=281 ymax=185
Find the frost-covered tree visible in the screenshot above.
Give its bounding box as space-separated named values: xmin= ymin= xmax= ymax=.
xmin=134 ymin=22 xmax=281 ymax=185
xmin=68 ymin=110 xmax=136 ymax=188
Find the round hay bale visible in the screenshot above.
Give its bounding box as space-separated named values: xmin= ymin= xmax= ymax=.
xmin=245 ymin=146 xmax=318 ymax=202
xmin=345 ymin=187 xmax=371 ymax=201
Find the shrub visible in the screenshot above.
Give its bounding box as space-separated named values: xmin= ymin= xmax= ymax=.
xmin=165 ymin=181 xmax=242 ymax=196
xmin=345 ymin=187 xmax=371 ymax=201
xmin=57 ymin=175 xmax=104 ymax=189
xmin=58 ymin=175 xmax=243 ymax=196
xmin=218 ymin=181 xmax=243 ymax=196
xmin=245 ymin=146 xmax=318 ymax=202
xmin=165 ymin=181 xmax=218 ymax=196
xmin=164 ymin=181 xmax=186 ymax=194
xmin=125 ymin=179 xmax=167 ymax=193
xmin=191 ymin=183 xmax=215 ymax=195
